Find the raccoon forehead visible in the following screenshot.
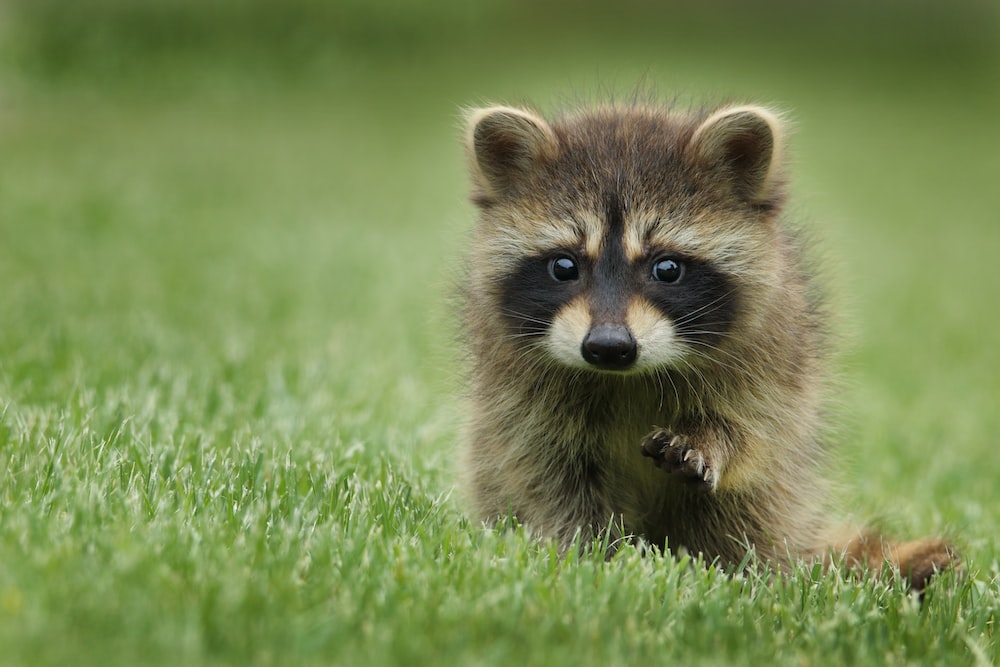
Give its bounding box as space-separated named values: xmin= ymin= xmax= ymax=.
xmin=479 ymin=205 xmax=605 ymax=257
xmin=622 ymin=207 xmax=776 ymax=272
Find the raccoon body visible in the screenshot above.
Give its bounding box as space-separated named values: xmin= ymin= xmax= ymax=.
xmin=459 ymin=101 xmax=955 ymax=586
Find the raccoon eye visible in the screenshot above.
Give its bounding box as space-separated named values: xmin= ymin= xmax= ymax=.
xmin=549 ymin=256 xmax=579 ymax=282
xmin=652 ymin=258 xmax=684 ymax=283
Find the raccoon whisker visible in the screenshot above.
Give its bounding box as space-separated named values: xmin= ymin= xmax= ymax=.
xmin=682 ymin=343 xmax=755 ymax=379
xmin=683 ymin=338 xmax=752 ymax=365
xmin=679 ymin=287 xmax=738 ymax=316
xmin=682 ymin=336 xmax=741 ymax=356
xmin=506 ymin=318 xmax=552 ymax=330
xmin=503 ymin=324 xmax=552 ymax=335
xmin=510 ymin=343 xmax=551 ymax=370
xmin=503 ymin=325 xmax=548 ymax=334
xmin=500 ymin=309 xmax=554 ymax=328
xmin=493 ymin=335 xmax=545 ymax=364
xmin=651 ymin=372 xmax=666 ymax=412
xmin=678 ymin=329 xmax=730 ymax=338
xmin=672 ymin=288 xmax=740 ymax=328
xmin=674 ymin=318 xmax=734 ymax=339
xmin=674 ymin=320 xmax=744 ymax=342
xmin=664 ymin=370 xmax=681 ymax=406
xmin=500 ymin=306 xmax=551 ymax=320
xmin=677 ymin=315 xmax=735 ymax=329
xmin=657 ymin=369 xmax=682 ymax=413
xmin=503 ymin=331 xmax=548 ymax=340
xmin=672 ymin=357 xmax=708 ymax=412
xmin=679 ymin=333 xmax=754 ymax=368
xmin=681 ymin=354 xmax=731 ymax=410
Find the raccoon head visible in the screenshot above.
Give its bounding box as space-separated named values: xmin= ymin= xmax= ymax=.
xmin=464 ymin=103 xmax=786 ymax=374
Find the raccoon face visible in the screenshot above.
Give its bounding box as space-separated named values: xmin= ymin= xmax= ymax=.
xmin=465 ymin=103 xmax=783 ymax=374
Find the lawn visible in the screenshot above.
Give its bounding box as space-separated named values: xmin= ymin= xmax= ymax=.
xmin=0 ymin=1 xmax=998 ymax=665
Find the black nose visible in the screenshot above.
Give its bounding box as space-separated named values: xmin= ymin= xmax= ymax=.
xmin=581 ymin=324 xmax=637 ymax=370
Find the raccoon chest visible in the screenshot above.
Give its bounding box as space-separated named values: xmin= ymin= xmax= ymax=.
xmin=520 ymin=403 xmax=670 ymax=530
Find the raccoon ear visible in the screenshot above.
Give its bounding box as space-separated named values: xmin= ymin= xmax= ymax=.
xmin=688 ymin=105 xmax=784 ymax=205
xmin=465 ymin=105 xmax=558 ymax=202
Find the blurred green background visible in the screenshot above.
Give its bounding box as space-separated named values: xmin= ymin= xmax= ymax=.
xmin=0 ymin=0 xmax=998 ymax=664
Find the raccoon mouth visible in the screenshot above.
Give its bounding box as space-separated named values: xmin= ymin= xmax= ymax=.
xmin=580 ymin=324 xmax=638 ymax=371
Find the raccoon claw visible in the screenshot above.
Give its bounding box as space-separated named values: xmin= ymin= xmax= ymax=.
xmin=640 ymin=429 xmax=718 ymax=491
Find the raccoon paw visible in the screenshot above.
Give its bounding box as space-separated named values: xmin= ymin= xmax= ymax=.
xmin=640 ymin=429 xmax=718 ymax=491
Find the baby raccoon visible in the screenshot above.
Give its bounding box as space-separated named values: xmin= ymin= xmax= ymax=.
xmin=458 ymin=100 xmax=956 ymax=589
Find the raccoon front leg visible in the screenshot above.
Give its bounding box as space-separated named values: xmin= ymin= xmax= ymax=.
xmin=640 ymin=424 xmax=733 ymax=492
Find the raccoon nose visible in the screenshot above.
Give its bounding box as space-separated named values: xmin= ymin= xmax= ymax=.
xmin=582 ymin=324 xmax=637 ymax=370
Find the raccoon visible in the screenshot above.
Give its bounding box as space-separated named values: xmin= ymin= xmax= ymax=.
xmin=458 ymin=100 xmax=957 ymax=589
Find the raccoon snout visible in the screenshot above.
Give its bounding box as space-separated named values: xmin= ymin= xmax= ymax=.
xmin=581 ymin=324 xmax=637 ymax=370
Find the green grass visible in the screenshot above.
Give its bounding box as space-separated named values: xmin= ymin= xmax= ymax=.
xmin=1 ymin=2 xmax=998 ymax=665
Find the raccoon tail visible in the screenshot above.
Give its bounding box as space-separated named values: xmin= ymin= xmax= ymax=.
xmin=827 ymin=527 xmax=960 ymax=591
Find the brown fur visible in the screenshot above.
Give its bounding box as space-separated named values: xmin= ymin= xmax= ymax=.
xmin=457 ymin=100 xmax=957 ymax=590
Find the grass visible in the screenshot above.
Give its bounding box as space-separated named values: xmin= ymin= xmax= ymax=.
xmin=0 ymin=2 xmax=998 ymax=665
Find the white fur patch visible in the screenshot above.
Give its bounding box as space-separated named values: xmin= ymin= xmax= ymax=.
xmin=627 ymin=298 xmax=685 ymax=371
xmin=543 ymin=299 xmax=591 ymax=368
